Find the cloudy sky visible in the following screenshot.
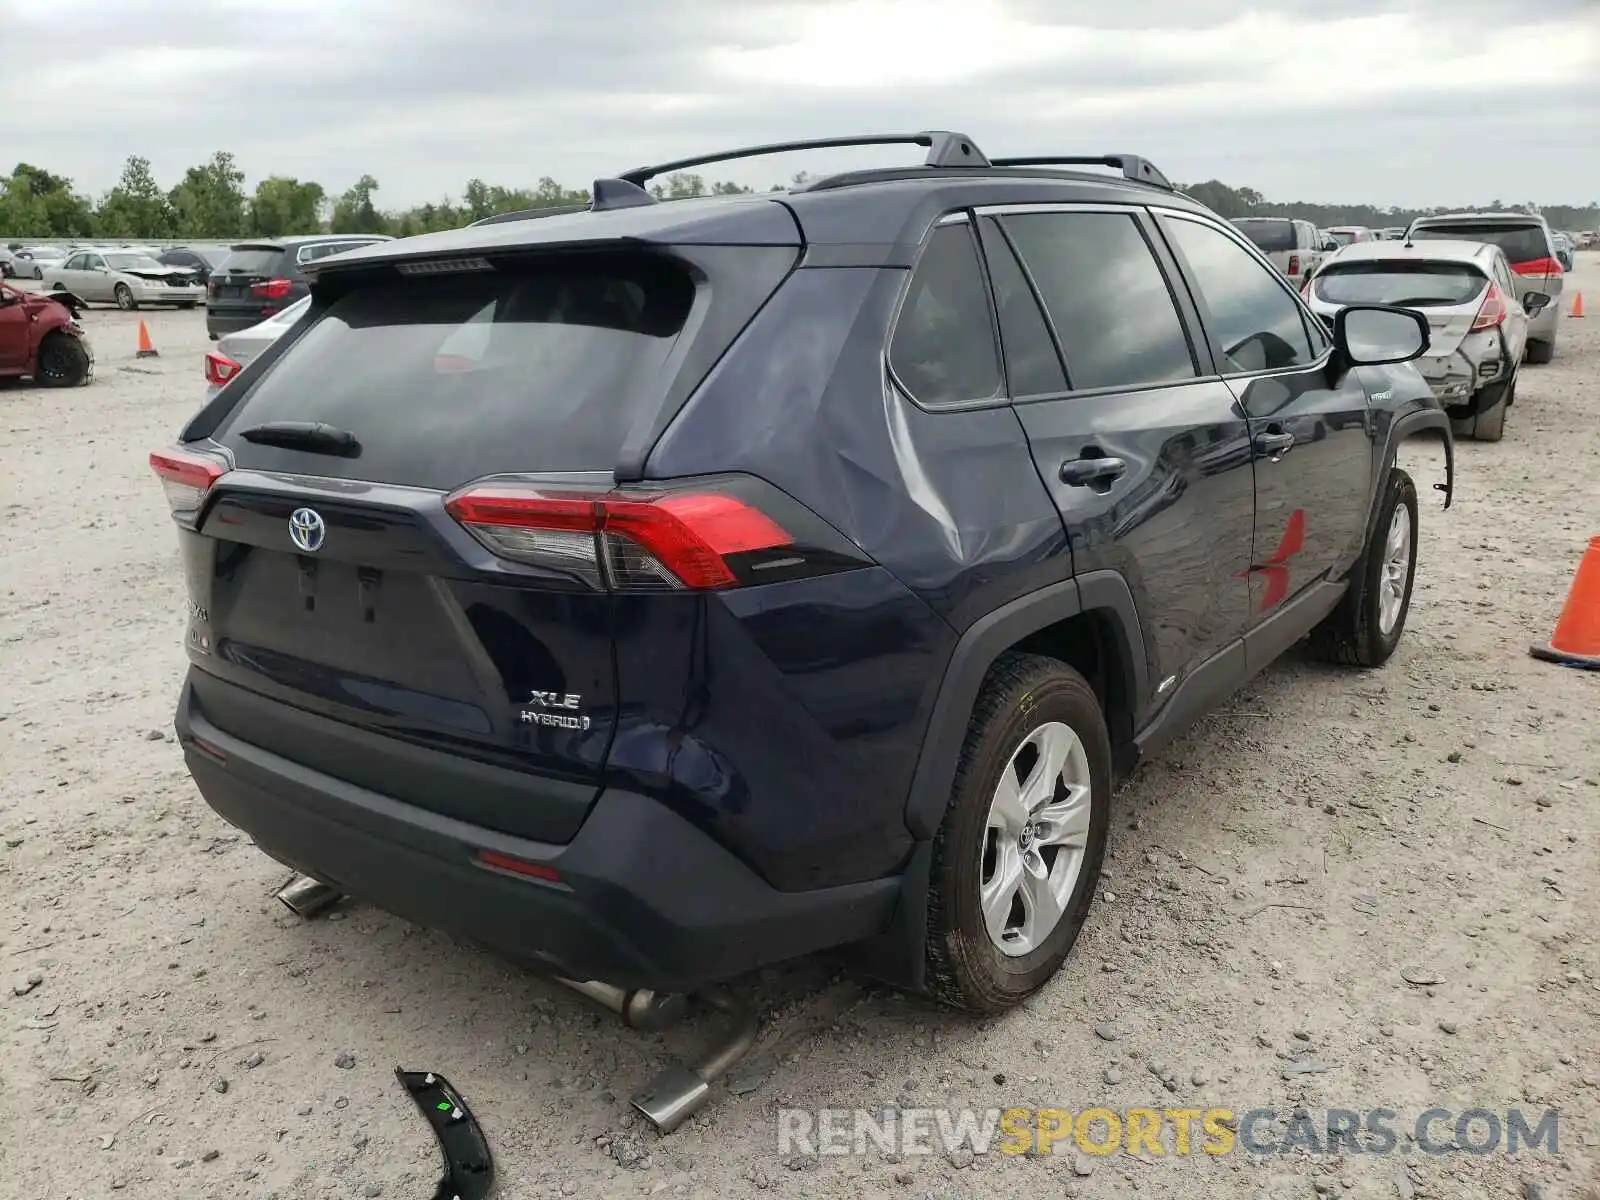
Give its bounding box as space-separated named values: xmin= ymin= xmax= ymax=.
xmin=5 ymin=0 xmax=1597 ymax=209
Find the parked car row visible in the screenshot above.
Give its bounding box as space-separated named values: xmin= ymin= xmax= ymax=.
xmin=1298 ymin=209 xmax=1568 ymax=443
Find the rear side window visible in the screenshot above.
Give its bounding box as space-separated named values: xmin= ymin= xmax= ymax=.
xmin=1161 ymin=216 xmax=1316 ymax=374
xmin=977 ymin=217 xmax=1066 ymax=397
xmin=1314 ymin=261 xmax=1487 ymax=307
xmin=1003 ymin=211 xmax=1197 ymax=392
xmin=1232 ymin=219 xmax=1295 ymax=253
xmin=220 ymin=253 xmax=696 ymax=490
xmin=890 ymin=223 xmax=1002 ymax=407
xmin=1409 ymin=222 xmax=1549 ymax=264
xmin=218 ymin=248 xmax=283 ymax=273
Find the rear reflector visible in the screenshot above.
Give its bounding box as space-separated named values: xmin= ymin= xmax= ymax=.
xmin=204 ymin=351 xmax=242 ymax=387
xmin=444 ymin=476 xmax=870 ymax=592
xmin=1511 ymin=257 xmax=1563 ymax=277
xmin=1287 ymin=254 xmax=1301 ymax=276
xmin=476 ymin=849 xmax=561 ymax=883
xmin=1470 ymin=282 xmax=1508 ymax=332
xmin=149 ymin=446 xmax=228 ymax=519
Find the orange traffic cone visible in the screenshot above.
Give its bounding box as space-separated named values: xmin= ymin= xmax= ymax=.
xmin=136 ymin=320 xmax=158 ymax=358
xmin=1570 ymin=292 xmax=1585 ymax=318
xmin=1529 ymin=536 xmax=1600 ymax=670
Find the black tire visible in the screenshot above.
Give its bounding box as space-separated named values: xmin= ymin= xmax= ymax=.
xmin=1308 ymin=468 xmax=1418 ymax=667
xmin=1465 ymin=375 xmax=1512 ymax=442
xmin=924 ymin=653 xmax=1111 ymax=1013
xmin=34 ymin=332 xmax=91 ymax=388
xmin=114 ymin=283 xmax=137 ymax=311
xmin=1524 ymin=339 xmax=1554 ymax=365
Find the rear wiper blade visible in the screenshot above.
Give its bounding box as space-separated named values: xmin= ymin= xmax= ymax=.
xmin=238 ymin=421 xmax=362 ymax=457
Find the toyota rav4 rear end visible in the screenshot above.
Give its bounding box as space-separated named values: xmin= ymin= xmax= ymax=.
xmin=154 ymin=196 xmax=930 ymax=992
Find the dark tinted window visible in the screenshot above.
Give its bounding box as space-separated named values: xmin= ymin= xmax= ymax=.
xmin=218 ymin=247 xmax=284 ymax=274
xmin=1163 ymin=217 xmax=1315 ymax=374
xmin=1408 ymin=221 xmax=1549 ymax=265
xmin=1232 ymin=219 xmax=1295 ymax=253
xmin=978 ymin=217 xmax=1066 ymax=396
xmin=1314 ymin=261 xmax=1487 ymax=307
xmin=159 ymin=250 xmax=199 ymax=267
xmin=220 ymin=252 xmax=696 ymax=490
xmin=889 ymin=223 xmax=1002 ymax=407
xmin=1004 ymin=212 xmax=1196 ymax=392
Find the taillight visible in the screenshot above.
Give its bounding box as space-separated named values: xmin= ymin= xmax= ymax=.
xmin=203 ymin=351 xmax=241 ymax=387
xmin=149 ymin=446 xmax=227 ymax=522
xmin=1510 ymin=257 xmax=1563 ymax=277
xmin=444 ymin=475 xmax=871 ymax=592
xmin=1287 ymin=254 xmax=1300 ymax=276
xmin=1470 ymin=282 xmax=1508 ymax=332
xmin=249 ymin=278 xmax=293 ymax=300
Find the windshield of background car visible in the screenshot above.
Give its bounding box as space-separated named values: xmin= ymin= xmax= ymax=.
xmin=1409 ymin=222 xmax=1548 ymax=264
xmin=32 ymin=247 xmax=65 ymax=260
xmin=1314 ymin=261 xmax=1487 ymax=307
xmin=218 ymin=248 xmax=283 ymax=273
xmin=1232 ymin=219 xmax=1295 ymax=253
xmin=106 ymin=254 xmax=167 ymax=271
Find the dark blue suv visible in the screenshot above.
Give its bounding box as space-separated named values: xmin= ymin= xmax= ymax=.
xmin=153 ymin=133 xmax=1454 ymax=1013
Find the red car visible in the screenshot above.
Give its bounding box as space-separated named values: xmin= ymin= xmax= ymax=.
xmin=0 ymin=283 xmax=93 ymax=386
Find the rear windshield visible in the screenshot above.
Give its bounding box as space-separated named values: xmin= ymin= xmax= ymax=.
xmin=1232 ymin=219 xmax=1295 ymax=253
xmin=219 ymin=253 xmax=695 ymax=490
xmin=218 ymin=247 xmax=284 ymax=273
xmin=1409 ymin=222 xmax=1548 ymax=264
xmin=296 ymin=240 xmax=383 ymax=264
xmin=1314 ymin=261 xmax=1487 ymax=307
xmin=1329 ymin=230 xmax=1360 ymax=246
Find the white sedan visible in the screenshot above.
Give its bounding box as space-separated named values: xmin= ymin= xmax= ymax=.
xmin=43 ymin=249 xmax=205 ymax=310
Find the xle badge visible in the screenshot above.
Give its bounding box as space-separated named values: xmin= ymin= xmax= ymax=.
xmin=518 ymin=691 xmax=591 ymax=731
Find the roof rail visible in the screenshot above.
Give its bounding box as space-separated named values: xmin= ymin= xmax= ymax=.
xmin=618 ymin=131 xmax=989 ymax=189
xmin=986 ymin=154 xmax=1174 ymax=191
xmin=467 ymin=203 xmax=590 ymax=227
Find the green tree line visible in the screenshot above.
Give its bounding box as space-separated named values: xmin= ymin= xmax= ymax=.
xmin=4 ymin=153 xmax=1596 ymax=243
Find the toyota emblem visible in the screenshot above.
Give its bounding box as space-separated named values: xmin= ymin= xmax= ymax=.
xmin=288 ymin=507 xmax=326 ymax=553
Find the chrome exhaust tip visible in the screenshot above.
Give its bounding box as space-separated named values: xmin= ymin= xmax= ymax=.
xmin=275 ymin=874 xmax=343 ymax=919
xmin=630 ymin=988 xmax=759 ymax=1135
xmin=548 ymin=978 xmax=759 ymax=1134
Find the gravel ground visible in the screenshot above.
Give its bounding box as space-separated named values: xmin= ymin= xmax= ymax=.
xmin=2 ymin=261 xmax=1597 ymax=1200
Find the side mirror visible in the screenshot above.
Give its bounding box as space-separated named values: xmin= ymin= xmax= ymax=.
xmin=1323 ymin=240 xmax=1339 ymax=252
xmin=1334 ymin=304 xmax=1430 ymax=366
xmin=1523 ymin=291 xmax=1551 ymax=317
xmin=1557 ymin=252 xmax=1573 ymax=272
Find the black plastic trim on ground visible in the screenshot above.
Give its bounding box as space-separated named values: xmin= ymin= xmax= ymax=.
xmin=395 ymin=1068 xmax=494 ymax=1200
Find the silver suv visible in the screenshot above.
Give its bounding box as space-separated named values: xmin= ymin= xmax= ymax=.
xmin=1405 ymin=212 xmax=1565 ymax=363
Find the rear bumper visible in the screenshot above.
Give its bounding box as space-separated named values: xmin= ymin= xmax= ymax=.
xmin=206 ymin=307 xmax=275 ymax=336
xmin=174 ymin=675 xmax=900 ymax=992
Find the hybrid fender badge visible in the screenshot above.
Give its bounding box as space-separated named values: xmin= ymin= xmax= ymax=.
xmin=288 ymin=507 xmax=326 ymax=553
xmin=518 ymin=691 xmax=591 ymax=730
xmin=395 ymin=1068 xmax=494 ymax=1200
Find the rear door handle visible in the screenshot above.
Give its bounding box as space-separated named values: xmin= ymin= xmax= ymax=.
xmin=1059 ymin=456 xmax=1128 ymax=486
xmin=1255 ymin=431 xmax=1295 ymax=458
